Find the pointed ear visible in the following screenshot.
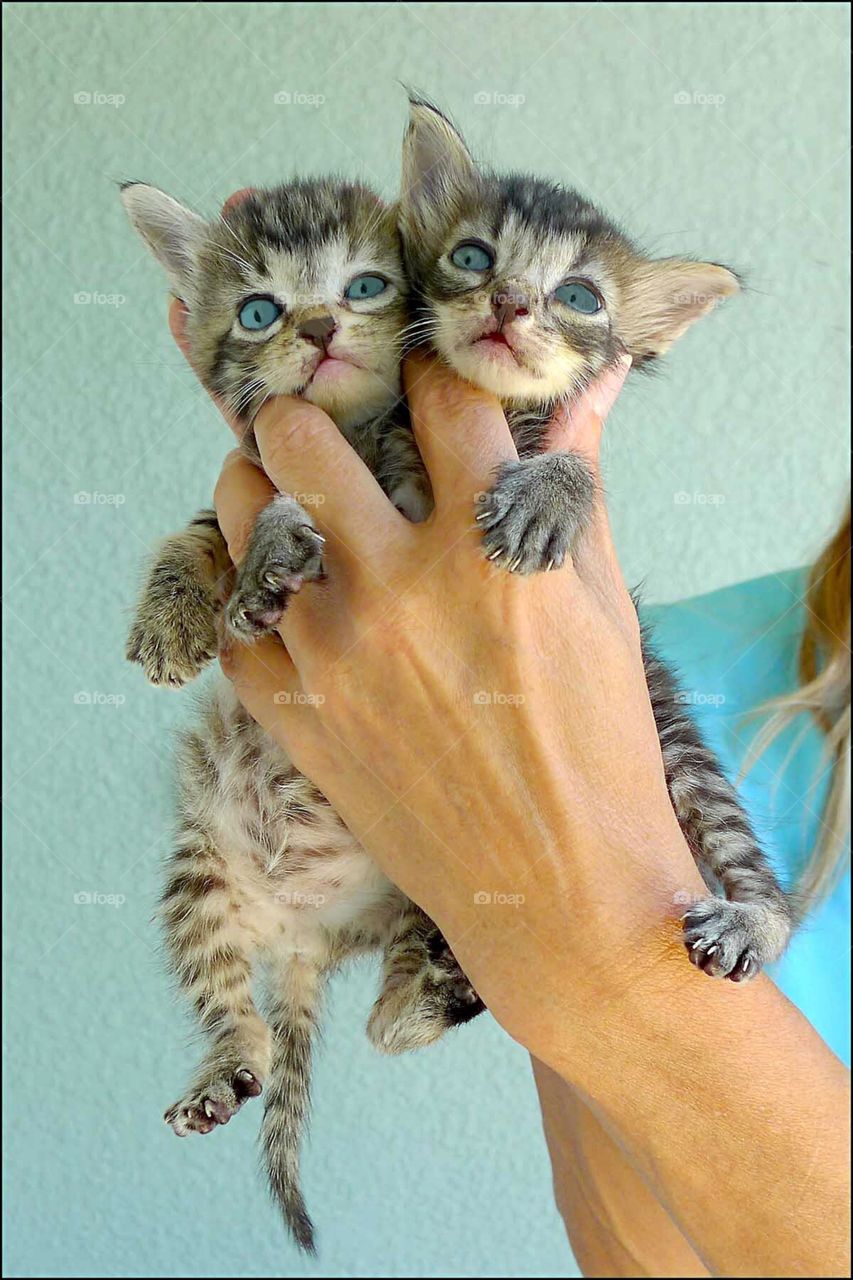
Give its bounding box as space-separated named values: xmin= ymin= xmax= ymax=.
xmin=400 ymin=97 xmax=479 ymax=237
xmin=119 ymin=182 xmax=207 ymax=300
xmin=619 ymin=259 xmax=740 ymax=360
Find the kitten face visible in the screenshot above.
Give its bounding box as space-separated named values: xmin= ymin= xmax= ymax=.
xmin=399 ymin=100 xmax=739 ymax=409
xmin=122 ymin=180 xmax=407 ymax=436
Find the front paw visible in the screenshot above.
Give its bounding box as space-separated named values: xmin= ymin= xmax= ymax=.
xmin=127 ymin=586 xmax=217 ymax=688
xmin=683 ymin=898 xmax=789 ymax=982
xmin=476 ymin=453 xmax=595 ymax=573
xmin=226 ymin=502 xmax=325 ymax=640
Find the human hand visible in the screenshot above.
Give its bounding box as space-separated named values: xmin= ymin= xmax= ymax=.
xmin=206 ymin=350 xmax=705 ymax=1072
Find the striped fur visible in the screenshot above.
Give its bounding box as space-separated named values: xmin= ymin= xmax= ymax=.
xmin=122 ymin=176 xmax=481 ymax=1253
xmin=398 ymin=97 xmax=794 ymax=976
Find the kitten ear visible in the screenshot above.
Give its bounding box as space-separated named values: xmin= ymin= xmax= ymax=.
xmin=119 ymin=182 xmax=207 ymax=300
xmin=400 ymin=96 xmax=479 ymax=236
xmin=619 ymin=259 xmax=740 ymax=360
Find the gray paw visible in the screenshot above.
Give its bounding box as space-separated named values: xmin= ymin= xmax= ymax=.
xmin=426 ymin=930 xmax=485 ymax=1025
xmin=683 ymin=898 xmax=785 ymax=982
xmin=226 ymin=496 xmax=324 ymax=640
xmin=127 ymin=582 xmax=218 ymax=688
xmin=477 ymin=452 xmax=595 ymax=573
xmin=164 ymin=1065 xmax=262 ymax=1137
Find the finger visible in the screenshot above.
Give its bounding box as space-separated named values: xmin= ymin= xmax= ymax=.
xmin=253 ymin=397 xmax=404 ymax=564
xmin=545 ymin=355 xmax=632 ymax=477
xmin=403 ymin=351 xmax=516 ymax=517
xmin=547 ymin=358 xmax=632 ymax=601
xmin=221 ymin=187 xmax=257 ymax=215
xmin=169 ymin=297 xmax=247 ymax=444
xmin=219 ymin=633 xmax=317 ymax=747
xmin=214 ymin=450 xmax=276 ymax=564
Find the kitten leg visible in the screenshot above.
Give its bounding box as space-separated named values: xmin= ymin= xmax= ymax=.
xmin=645 ymin=645 xmax=794 ymax=982
xmin=260 ymin=954 xmax=325 ymax=1254
xmin=367 ymin=910 xmax=484 ymax=1054
xmin=127 ymin=510 xmax=231 ymax=686
xmin=477 ymin=452 xmax=595 ymax=573
xmin=160 ymin=831 xmax=272 ymax=1135
xmin=225 ymin=495 xmax=325 ymax=640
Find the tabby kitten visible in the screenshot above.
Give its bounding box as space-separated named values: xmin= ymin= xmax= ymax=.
xmin=121 ymin=179 xmax=480 ymax=1255
xmin=396 ymin=97 xmax=794 ymax=978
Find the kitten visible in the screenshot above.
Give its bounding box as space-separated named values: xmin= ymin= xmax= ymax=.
xmin=396 ymin=95 xmax=793 ymax=978
xmin=121 ymin=178 xmax=480 ymax=1255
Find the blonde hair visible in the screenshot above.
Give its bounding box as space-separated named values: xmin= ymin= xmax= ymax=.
xmin=746 ymin=504 xmax=851 ymax=904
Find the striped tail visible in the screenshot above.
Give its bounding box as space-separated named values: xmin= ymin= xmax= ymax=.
xmin=262 ymin=962 xmax=323 ymax=1254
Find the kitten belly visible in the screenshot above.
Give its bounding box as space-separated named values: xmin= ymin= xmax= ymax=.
xmin=179 ymin=677 xmax=401 ymax=954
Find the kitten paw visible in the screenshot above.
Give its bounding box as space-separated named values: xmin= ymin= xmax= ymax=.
xmin=164 ymin=1066 xmax=262 ymax=1136
xmin=226 ymin=502 xmax=324 ymax=640
xmin=683 ymin=898 xmax=787 ymax=982
xmin=477 ymin=453 xmax=595 ymax=573
xmin=367 ymin=938 xmax=484 ymax=1054
xmin=425 ymin=929 xmax=485 ymax=1025
xmin=127 ymin=593 xmax=218 ymax=688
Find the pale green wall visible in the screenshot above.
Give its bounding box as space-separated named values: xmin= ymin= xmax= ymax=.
xmin=3 ymin=3 xmax=849 ymax=1277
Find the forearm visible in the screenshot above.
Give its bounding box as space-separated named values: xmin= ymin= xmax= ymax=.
xmin=539 ymin=946 xmax=850 ymax=1278
xmin=533 ymin=1058 xmax=709 ymax=1277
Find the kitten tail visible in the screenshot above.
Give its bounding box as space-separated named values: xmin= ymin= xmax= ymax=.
xmin=262 ymin=969 xmax=321 ymax=1254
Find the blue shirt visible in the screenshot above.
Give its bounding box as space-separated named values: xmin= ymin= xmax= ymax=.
xmin=645 ymin=568 xmax=850 ymax=1066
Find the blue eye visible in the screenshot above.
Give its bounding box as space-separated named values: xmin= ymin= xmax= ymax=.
xmin=451 ymin=242 xmax=493 ymax=272
xmin=238 ymin=297 xmax=283 ymax=330
xmin=345 ymin=275 xmax=388 ymax=300
xmin=554 ymin=281 xmax=602 ymax=314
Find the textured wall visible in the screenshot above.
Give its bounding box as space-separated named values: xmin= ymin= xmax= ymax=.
xmin=3 ymin=3 xmax=849 ymax=1277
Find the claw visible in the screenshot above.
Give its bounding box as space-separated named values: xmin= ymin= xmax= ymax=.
xmin=487 ymin=547 xmax=504 ymax=562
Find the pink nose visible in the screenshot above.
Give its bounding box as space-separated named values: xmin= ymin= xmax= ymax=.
xmin=492 ymin=291 xmax=530 ymax=328
xmin=299 ymin=315 xmax=337 ymax=347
